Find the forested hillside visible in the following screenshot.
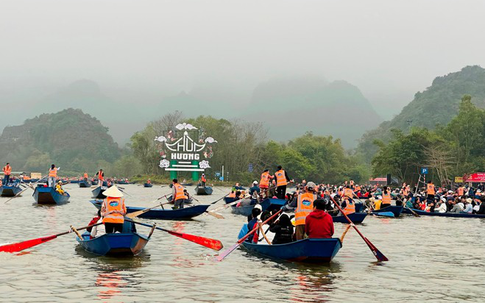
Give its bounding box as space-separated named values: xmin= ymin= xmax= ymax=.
xmin=0 ymin=109 xmax=121 ymax=174
xmin=359 ymin=65 xmax=485 ymax=162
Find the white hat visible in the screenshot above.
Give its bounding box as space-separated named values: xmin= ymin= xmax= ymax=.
xmin=103 ymin=186 xmax=124 ymax=198
xmin=254 ymin=204 xmax=262 ymax=211
xmin=466 ymin=198 xmax=472 ymax=203
xmin=253 ymin=181 xmax=258 ymax=185
xmin=307 ymin=182 xmax=316 ymax=189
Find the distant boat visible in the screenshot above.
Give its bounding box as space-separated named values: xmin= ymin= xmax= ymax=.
xmin=79 ymin=180 xmax=91 ymax=188
xmin=33 ymin=185 xmax=70 ymax=204
xmin=90 ymin=200 xmax=209 ymax=220
xmin=372 ymin=206 xmax=403 ymax=218
xmin=91 ymin=186 xmax=107 ymax=199
xmin=402 ymin=208 xmax=485 ymax=218
xmin=242 ymin=238 xmax=342 ymax=263
xmin=144 ymin=183 xmax=153 ymax=188
xmin=231 ymin=198 xmax=286 ymax=217
xmin=0 ymin=184 xmax=22 ymax=197
xmin=76 ymin=221 xmax=152 ymax=256
xmin=332 ymin=212 xmax=368 ymax=224
xmin=195 ymin=185 xmax=213 ymax=195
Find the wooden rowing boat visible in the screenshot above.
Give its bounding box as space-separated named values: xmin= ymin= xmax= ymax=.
xmin=0 ymin=184 xmax=22 ymax=197
xmin=33 ymin=185 xmax=70 ymax=204
xmin=90 ymin=200 xmax=209 ymax=220
xmin=242 ymin=238 xmax=341 ymax=263
xmin=402 ymin=208 xmax=485 ymax=218
xmin=195 ymin=185 xmax=213 ymax=195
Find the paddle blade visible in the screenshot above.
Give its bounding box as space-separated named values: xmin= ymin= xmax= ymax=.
xmin=0 ymin=235 xmax=57 ymax=253
xmin=363 ymin=237 xmax=389 ymax=262
xmin=168 ymin=231 xmax=223 ymax=251
xmin=214 ymin=242 xmax=240 ymax=262
xmin=207 ymin=211 xmax=224 ymax=219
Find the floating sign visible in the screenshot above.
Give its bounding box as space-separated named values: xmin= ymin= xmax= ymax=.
xmin=155 ymin=123 xmax=217 ymax=173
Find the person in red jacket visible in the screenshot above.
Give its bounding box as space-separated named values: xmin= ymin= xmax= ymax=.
xmin=305 ymin=199 xmax=334 ymax=239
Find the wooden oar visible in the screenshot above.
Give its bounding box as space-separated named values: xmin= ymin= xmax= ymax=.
xmin=190 ymin=196 xmax=224 ymax=219
xmin=340 ymin=224 xmax=352 ymax=242
xmin=0 ymin=222 xmax=103 ymax=253
xmin=127 ymin=219 xmax=223 ymax=251
xmin=215 ymin=209 xmax=282 ymax=261
xmin=330 ymin=196 xmax=388 ymax=261
xmin=125 ymin=194 xmax=171 ymax=218
xmin=403 ymin=203 xmax=420 ymax=217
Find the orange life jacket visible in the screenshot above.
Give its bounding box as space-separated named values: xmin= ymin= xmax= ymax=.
xmin=147 ymin=180 xmax=151 ymax=184
xmin=344 ymin=188 xmax=353 ymax=198
xmin=174 ymin=183 xmax=188 ymax=200
xmin=49 ymin=168 xmax=57 ymax=177
xmin=102 ymin=197 xmax=126 ymax=224
xmin=382 ymin=192 xmax=392 ymax=204
xmin=201 ymin=175 xmax=206 ymax=182
xmin=427 ymin=184 xmax=435 ymax=195
xmin=228 ymin=192 xmax=236 ymax=198
xmin=295 ymin=192 xmax=316 ymax=225
xmin=98 ymin=170 xmax=104 ymax=181
xmin=3 ymin=165 xmax=11 ymax=175
xmin=84 ymin=173 xmax=88 ymax=178
xmin=260 ymin=172 xmax=271 ymax=188
xmin=343 ymin=200 xmax=356 ymax=215
xmin=275 ymin=170 xmax=287 ymax=187
xmin=457 ymin=187 xmax=464 ymax=196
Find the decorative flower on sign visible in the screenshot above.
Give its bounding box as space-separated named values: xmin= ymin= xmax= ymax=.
xmin=199 ymin=160 xmax=211 ymax=169
xmin=175 ymin=123 xmax=198 ymax=130
xmin=159 ymin=159 xmax=170 ymax=168
xmin=205 ymin=137 xmax=217 ymax=144
xmin=154 ymin=136 xmax=167 ymax=143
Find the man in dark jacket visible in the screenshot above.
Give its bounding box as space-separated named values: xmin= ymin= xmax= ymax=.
xmin=477 ymin=196 xmax=485 ymax=214
xmin=305 ymin=199 xmax=334 ymax=239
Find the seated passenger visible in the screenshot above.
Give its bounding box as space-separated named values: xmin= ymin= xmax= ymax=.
xmin=246 ymin=208 xmax=262 ymax=243
xmin=305 ymin=199 xmax=334 ymax=239
xmin=269 ymin=213 xmax=293 ymax=244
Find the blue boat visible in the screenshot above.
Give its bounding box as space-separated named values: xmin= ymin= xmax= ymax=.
xmin=70 ymin=180 xmax=81 ymax=184
xmin=144 ymin=183 xmax=153 ymax=188
xmin=33 ymin=185 xmax=70 ymax=204
xmin=231 ymin=198 xmax=286 ymax=216
xmin=90 ymin=200 xmax=210 ymax=220
xmin=79 ymin=180 xmax=90 ymax=188
xmin=0 ymin=184 xmax=22 ymax=197
xmin=242 ymin=238 xmax=341 ymax=263
xmin=402 ymin=208 xmax=485 ymax=218
xmin=372 ymin=205 xmax=403 ymax=217
xmin=76 ymin=221 xmax=152 ymax=256
xmin=92 ymin=186 xmax=107 ymax=199
xmin=332 ymin=212 xmax=367 ymax=224
xmin=195 ymin=185 xmax=213 ymax=195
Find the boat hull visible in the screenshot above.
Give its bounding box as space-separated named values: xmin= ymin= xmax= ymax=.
xmin=231 ymin=198 xmax=286 ymax=216
xmin=372 ymin=205 xmax=403 ymax=217
xmin=195 ymin=186 xmax=213 ymax=195
xmin=0 ymin=185 xmax=22 ymax=197
xmin=92 ymin=186 xmax=107 ymax=199
xmin=90 ymin=201 xmax=209 ymax=220
xmin=332 ymin=212 xmax=368 ymax=223
xmin=144 ymin=183 xmax=153 ymax=188
xmin=242 ymin=238 xmax=341 ymax=263
xmin=33 ymin=186 xmax=70 ymax=204
xmin=79 ymin=181 xmax=90 ymax=188
xmin=77 ymin=232 xmax=149 ymax=256
xmin=402 ymin=208 xmax=485 ymax=218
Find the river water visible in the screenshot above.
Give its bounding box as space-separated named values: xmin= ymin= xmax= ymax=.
xmin=0 ymin=184 xmax=484 ymax=302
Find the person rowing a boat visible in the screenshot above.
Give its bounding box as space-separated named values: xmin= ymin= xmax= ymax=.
xmin=96 ymin=169 xmax=104 ymax=186
xmin=274 ymin=166 xmax=291 ymax=200
xmin=200 ymin=174 xmax=206 ymax=187
xmin=100 ymin=186 xmax=127 ymax=233
xmin=2 ymin=163 xmax=11 ymax=185
xmin=48 ymin=164 xmax=59 ymax=187
xmin=171 ymin=179 xmax=188 ymax=209
xmin=259 ymin=169 xmax=274 ymax=198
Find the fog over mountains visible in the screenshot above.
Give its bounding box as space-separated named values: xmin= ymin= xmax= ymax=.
xmin=1 ymin=76 xmax=382 ymax=148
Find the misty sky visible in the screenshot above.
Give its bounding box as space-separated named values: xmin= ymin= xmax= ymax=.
xmin=1 ymin=0 xmax=485 ymax=126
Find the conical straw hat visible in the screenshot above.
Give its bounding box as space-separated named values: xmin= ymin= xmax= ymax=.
xmin=103 ymin=186 xmax=124 ymax=198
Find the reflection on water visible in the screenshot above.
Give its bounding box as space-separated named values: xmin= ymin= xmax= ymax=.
xmin=2 ymin=185 xmax=485 ymax=302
